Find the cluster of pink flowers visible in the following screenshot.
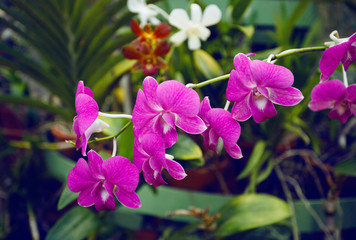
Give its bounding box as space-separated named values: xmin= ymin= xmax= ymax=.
xmin=67 ymin=49 xmax=306 ymax=211
xmin=309 ymin=32 xmax=356 ymax=123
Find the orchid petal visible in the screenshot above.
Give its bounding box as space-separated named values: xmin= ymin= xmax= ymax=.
xmin=249 ymin=94 xmax=277 ymax=123
xmin=75 ymin=94 xmax=99 ymax=132
xmin=133 ymin=138 xmax=149 ymax=172
xmin=198 ymin=26 xmax=211 ymax=41
xmin=225 ymin=144 xmax=243 ymax=159
xmin=207 ymin=128 xmax=219 ymax=152
xmin=260 ymin=86 xmax=304 ymax=106
xmin=199 ymin=97 xmax=212 ymax=120
xmin=346 ymin=84 xmax=356 ymax=103
xmin=169 ymin=8 xmax=191 ymax=30
xmin=165 ymin=158 xmax=187 ymax=180
xmin=206 ymin=108 xmax=242 ymax=159
xmin=308 ymin=80 xmax=346 ymax=111
xmin=226 ymin=69 xmax=252 ymax=101
xmin=201 ymin=4 xmax=222 ymax=27
xmin=142 ymin=76 xmax=160 ymax=109
xmin=87 ymin=150 xmax=104 ymax=178
xmin=328 ymin=105 xmax=351 ymax=123
xmin=176 ymin=115 xmax=206 ymax=134
xmin=250 ymin=60 xmax=294 ymax=88
xmin=231 ymin=96 xmax=252 ymax=121
xmin=132 ymin=89 xmax=159 ymax=129
xmin=188 ymin=35 xmax=201 ymax=50
xmin=114 ymin=189 xmax=141 ymax=208
xmin=190 ymin=4 xmax=202 ymax=24
xmin=170 ymin=30 xmax=188 ymax=46
xmin=335 ymin=34 xmax=356 ymax=67
xmin=67 ymin=158 xmax=96 ymax=192
xmin=320 ymin=43 xmax=349 ymax=81
xmin=157 ymin=80 xmax=200 ymax=116
xmin=127 ymin=0 xmax=145 ymax=12
xmin=232 ymin=53 xmax=256 ymax=88
xmin=103 ymin=156 xmax=139 ymax=192
xmin=142 ymin=160 xmax=167 ymax=187
xmin=77 ymin=187 xmax=96 ymax=208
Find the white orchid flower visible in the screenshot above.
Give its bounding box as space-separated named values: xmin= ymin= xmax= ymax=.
xmin=169 ymin=3 xmax=222 ymax=50
xmin=127 ymin=0 xmax=168 ymax=27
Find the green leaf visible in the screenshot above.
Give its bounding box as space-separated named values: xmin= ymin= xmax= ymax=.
xmin=230 ymin=0 xmax=253 ymax=23
xmin=44 ymin=151 xmax=75 ymax=182
xmin=334 ymin=158 xmax=356 ymax=177
xmin=256 ymin=158 xmax=274 ymax=183
xmin=45 ymin=207 xmax=101 ymax=240
xmin=216 ymin=194 xmax=291 ymax=237
xmin=237 ymin=141 xmax=266 ymax=180
xmin=236 ymin=25 xmax=255 ymax=38
xmin=166 ymin=134 xmax=203 ymax=161
xmin=91 ymin=59 xmax=135 ymax=104
xmin=57 ymin=185 xmax=79 ymax=210
xmin=193 ymin=49 xmax=223 ymax=79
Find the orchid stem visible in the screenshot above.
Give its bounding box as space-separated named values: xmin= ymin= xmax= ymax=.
xmin=192 ymin=46 xmax=327 ymax=89
xmin=98 ymin=112 xmax=132 ymax=119
xmin=89 ymin=121 xmax=132 ymax=144
xmin=342 ymin=65 xmax=348 ymax=87
xmin=112 ymin=137 xmax=117 ymax=157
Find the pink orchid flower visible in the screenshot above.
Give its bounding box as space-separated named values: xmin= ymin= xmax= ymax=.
xmin=320 ymin=32 xmax=356 ymax=82
xmin=132 ymin=76 xmax=206 ymax=147
xmin=226 ymin=53 xmax=304 ymax=123
xmin=133 ymin=133 xmax=186 ymax=187
xmin=73 ymin=81 xmax=109 ymax=156
xmin=308 ymin=80 xmax=356 ymax=123
xmin=67 ymin=150 xmax=141 ymax=211
xmin=199 ymin=97 xmax=242 ymax=159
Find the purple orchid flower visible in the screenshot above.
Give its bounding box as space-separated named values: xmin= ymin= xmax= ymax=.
xmin=226 ymin=53 xmax=304 ymax=123
xmin=73 ymin=81 xmax=109 ymax=156
xmin=132 ymin=76 xmax=206 ymax=147
xmin=320 ymin=32 xmax=356 ymax=82
xmin=67 ymin=150 xmax=141 ymax=211
xmin=199 ymin=97 xmax=242 ymax=159
xmin=133 ymin=133 xmax=186 ymax=187
xmin=308 ymin=79 xmax=356 ymax=123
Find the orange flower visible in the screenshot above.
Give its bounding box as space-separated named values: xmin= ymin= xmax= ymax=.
xmin=123 ymin=19 xmax=171 ymax=76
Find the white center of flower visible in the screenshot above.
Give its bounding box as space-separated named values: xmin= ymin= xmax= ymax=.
xmin=100 ymin=186 xmax=110 ymax=202
xmin=186 ymin=25 xmax=200 ymax=36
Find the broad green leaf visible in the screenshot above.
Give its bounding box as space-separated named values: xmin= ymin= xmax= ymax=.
xmin=334 ymin=158 xmax=356 ymax=177
xmin=45 ymin=207 xmax=101 ymax=240
xmin=230 ymin=0 xmax=253 ymax=23
xmin=237 ymin=141 xmax=266 ymax=179
xmin=92 ymin=59 xmax=135 ymax=103
xmin=166 ymin=134 xmax=203 ymax=161
xmin=57 ymin=185 xmax=79 ymax=210
xmin=193 ymin=49 xmax=223 ymax=79
xmin=44 ymin=151 xmax=75 ymax=182
xmin=216 ymin=194 xmax=291 ymax=237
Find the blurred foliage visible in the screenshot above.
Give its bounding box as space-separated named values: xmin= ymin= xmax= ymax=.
xmin=0 ymin=0 xmax=135 ymax=118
